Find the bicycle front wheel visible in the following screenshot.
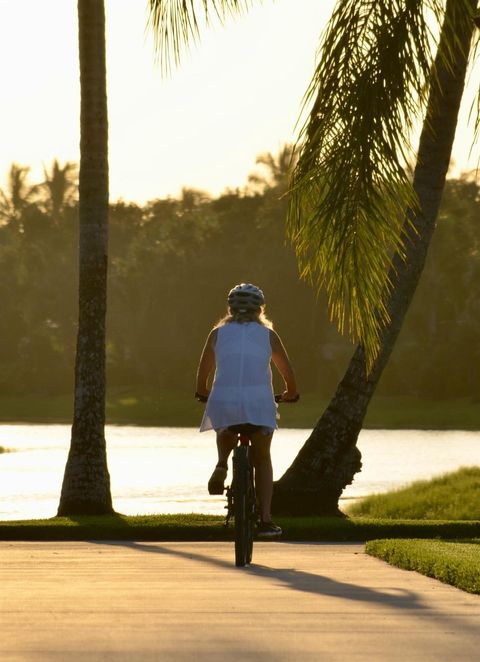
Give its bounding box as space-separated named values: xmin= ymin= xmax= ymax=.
xmin=233 ymin=445 xmax=255 ymax=567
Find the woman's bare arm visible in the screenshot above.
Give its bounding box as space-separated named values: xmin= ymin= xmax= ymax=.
xmin=195 ymin=329 xmax=217 ymax=397
xmin=270 ymin=330 xmax=298 ymax=399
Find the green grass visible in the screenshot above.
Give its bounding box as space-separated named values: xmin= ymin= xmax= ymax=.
xmin=0 ymin=389 xmax=479 ymax=429
xmin=0 ymin=513 xmax=478 ymax=542
xmin=355 ymin=470 xmax=480 ymax=593
xmin=366 ymin=538 xmax=480 ymax=594
xmin=347 ymin=467 xmax=480 ymax=520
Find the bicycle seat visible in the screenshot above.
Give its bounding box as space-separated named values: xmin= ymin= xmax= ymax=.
xmin=227 ymin=423 xmax=263 ymax=436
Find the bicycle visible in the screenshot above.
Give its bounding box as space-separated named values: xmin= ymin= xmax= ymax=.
xmin=196 ymin=391 xmax=299 ymax=566
xmin=228 ymin=394 xmax=299 ymax=566
xmin=196 ymin=393 xmax=299 ymax=567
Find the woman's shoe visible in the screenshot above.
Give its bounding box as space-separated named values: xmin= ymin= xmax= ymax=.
xmin=207 ymin=464 xmax=227 ymax=495
xmin=256 ymin=521 xmax=282 ymax=538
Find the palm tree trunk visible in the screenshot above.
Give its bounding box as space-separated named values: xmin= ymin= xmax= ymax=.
xmin=58 ymin=0 xmax=113 ymax=515
xmin=273 ymin=0 xmax=476 ymax=516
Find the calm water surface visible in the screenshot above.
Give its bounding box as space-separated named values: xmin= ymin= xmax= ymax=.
xmin=0 ymin=425 xmax=479 ymax=520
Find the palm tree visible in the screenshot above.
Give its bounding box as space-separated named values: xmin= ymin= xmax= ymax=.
xmin=273 ymin=0 xmax=479 ymax=515
xmin=0 ymin=164 xmax=38 ymax=226
xmin=40 ymin=160 xmax=78 ymax=223
xmin=149 ymin=1 xmax=479 ymax=516
xmin=247 ymin=145 xmax=297 ymax=194
xmin=58 ymin=0 xmax=112 ymax=515
xmin=58 ymin=0 xmax=259 ymax=515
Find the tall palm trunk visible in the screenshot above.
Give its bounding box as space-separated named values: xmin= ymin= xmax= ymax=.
xmin=58 ymin=0 xmax=113 ymax=515
xmin=273 ymin=0 xmax=476 ymax=516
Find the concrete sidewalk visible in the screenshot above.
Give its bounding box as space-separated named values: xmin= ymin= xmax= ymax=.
xmin=0 ymin=541 xmax=479 ymax=661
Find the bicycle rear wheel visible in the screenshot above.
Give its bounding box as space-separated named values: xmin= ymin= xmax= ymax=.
xmin=233 ymin=445 xmax=255 ymax=567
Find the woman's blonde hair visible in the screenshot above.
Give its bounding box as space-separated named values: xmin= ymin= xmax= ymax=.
xmin=215 ymin=305 xmax=273 ymax=329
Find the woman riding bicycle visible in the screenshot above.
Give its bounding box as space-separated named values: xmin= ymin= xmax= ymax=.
xmin=195 ymin=283 xmax=298 ymax=537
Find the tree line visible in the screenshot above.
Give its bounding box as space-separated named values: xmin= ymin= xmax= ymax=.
xmin=1 ymin=158 xmax=478 ymax=402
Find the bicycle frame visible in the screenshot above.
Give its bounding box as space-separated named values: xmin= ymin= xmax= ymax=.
xmin=225 ymin=432 xmax=256 ymax=567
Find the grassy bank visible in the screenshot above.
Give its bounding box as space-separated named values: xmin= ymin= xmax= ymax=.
xmin=351 ymin=469 xmax=480 ymax=593
xmin=0 ymin=514 xmax=478 ymax=542
xmin=0 ymin=389 xmax=479 ymax=429
xmin=347 ymin=467 xmax=480 ymax=520
xmin=366 ymin=539 xmax=480 ymax=594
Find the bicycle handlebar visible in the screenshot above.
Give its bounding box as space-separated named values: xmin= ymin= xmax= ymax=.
xmin=275 ymin=393 xmax=300 ymax=403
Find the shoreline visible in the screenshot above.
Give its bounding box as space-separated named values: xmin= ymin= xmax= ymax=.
xmin=0 ymin=420 xmax=479 ymax=431
xmin=0 ymin=390 xmax=479 ymax=430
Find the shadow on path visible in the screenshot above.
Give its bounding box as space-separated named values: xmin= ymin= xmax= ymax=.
xmin=92 ymin=539 xmax=422 ymax=611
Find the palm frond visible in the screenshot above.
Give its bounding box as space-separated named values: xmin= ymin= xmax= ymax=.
xmin=287 ymin=0 xmax=476 ymax=368
xmin=468 ymin=28 xmax=480 ymax=164
xmin=148 ymin=0 xmax=255 ymax=72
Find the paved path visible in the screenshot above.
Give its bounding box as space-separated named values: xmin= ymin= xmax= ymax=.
xmin=0 ymin=541 xmax=479 ymax=661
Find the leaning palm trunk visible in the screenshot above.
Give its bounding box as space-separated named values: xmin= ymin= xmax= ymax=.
xmin=273 ymin=0 xmax=475 ymax=516
xmin=58 ymin=0 xmax=113 ymax=515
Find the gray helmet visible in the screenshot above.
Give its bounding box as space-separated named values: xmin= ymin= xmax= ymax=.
xmin=227 ymin=283 xmax=265 ymax=311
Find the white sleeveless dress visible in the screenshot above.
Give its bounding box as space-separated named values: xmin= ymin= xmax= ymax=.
xmin=200 ymin=322 xmax=278 ymax=432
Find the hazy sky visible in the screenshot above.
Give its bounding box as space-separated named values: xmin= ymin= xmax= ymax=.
xmin=1 ymin=0 xmax=478 ymax=204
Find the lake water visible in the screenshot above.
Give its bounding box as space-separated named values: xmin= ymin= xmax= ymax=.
xmin=0 ymin=425 xmax=479 ymax=521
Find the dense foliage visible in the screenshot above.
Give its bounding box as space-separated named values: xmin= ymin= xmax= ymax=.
xmin=0 ymin=157 xmax=478 ymax=401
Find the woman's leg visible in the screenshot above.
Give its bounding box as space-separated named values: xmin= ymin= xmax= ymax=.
xmin=208 ymin=429 xmax=237 ymax=494
xmin=250 ymin=431 xmax=274 ymax=523
xmin=215 ymin=428 xmax=237 ymax=466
